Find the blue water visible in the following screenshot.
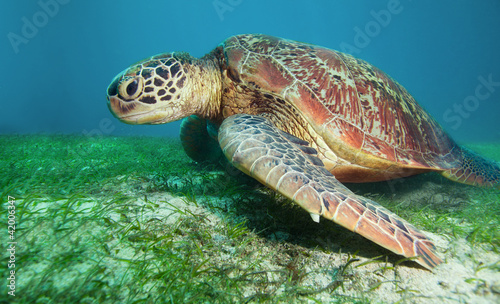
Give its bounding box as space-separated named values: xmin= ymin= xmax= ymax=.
xmin=1 ymin=0 xmax=499 ymax=142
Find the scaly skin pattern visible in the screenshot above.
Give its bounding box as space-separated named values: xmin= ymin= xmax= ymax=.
xmin=442 ymin=147 xmax=500 ymax=187
xmin=219 ymin=114 xmax=441 ymax=270
xmin=107 ymin=52 xmax=221 ymax=125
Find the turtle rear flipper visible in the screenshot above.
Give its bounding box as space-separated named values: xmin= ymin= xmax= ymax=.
xmin=442 ymin=146 xmax=500 ymax=188
xmin=218 ymin=114 xmax=442 ymax=270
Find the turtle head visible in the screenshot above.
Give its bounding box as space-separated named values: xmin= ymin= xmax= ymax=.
xmin=106 ymin=52 xmax=203 ymax=124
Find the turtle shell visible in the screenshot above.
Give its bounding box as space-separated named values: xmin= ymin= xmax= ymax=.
xmin=220 ymin=34 xmax=458 ymax=175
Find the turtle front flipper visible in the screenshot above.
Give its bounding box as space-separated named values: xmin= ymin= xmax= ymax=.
xmin=180 ymin=115 xmax=223 ymax=163
xmin=218 ymin=114 xmax=442 ymax=270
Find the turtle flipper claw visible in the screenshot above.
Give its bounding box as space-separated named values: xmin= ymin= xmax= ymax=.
xmin=218 ymin=114 xmax=442 ymax=270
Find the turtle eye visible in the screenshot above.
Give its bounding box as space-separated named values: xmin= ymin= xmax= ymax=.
xmin=119 ymin=77 xmax=144 ymax=101
xmin=126 ymin=80 xmax=138 ymax=96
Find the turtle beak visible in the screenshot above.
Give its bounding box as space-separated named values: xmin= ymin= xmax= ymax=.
xmin=107 ymin=95 xmax=175 ymax=125
xmin=107 ymin=95 xmax=137 ymax=122
xmin=106 ymin=96 xmax=114 ymax=117
xmin=106 ymin=75 xmax=126 ymax=119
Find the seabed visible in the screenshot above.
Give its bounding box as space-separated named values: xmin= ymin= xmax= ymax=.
xmin=1 ymin=134 xmax=499 ymax=303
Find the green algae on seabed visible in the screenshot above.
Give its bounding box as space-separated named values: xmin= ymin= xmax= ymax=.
xmin=0 ymin=134 xmax=499 ymax=303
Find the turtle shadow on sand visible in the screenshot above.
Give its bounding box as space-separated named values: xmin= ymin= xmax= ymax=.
xmin=346 ymin=172 xmax=471 ymax=213
xmin=251 ymin=174 xmax=469 ymax=265
xmin=165 ymin=161 xmax=472 ymax=269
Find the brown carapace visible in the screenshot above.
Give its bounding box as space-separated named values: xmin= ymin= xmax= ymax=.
xmin=107 ymin=34 xmax=500 ymax=270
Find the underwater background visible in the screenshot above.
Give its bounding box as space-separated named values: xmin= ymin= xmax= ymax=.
xmin=1 ymin=0 xmax=500 ymax=141
xmin=1 ymin=1 xmax=500 ymax=303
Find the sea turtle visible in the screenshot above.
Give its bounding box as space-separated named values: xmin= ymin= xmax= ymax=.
xmin=106 ymin=34 xmax=500 ymax=270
